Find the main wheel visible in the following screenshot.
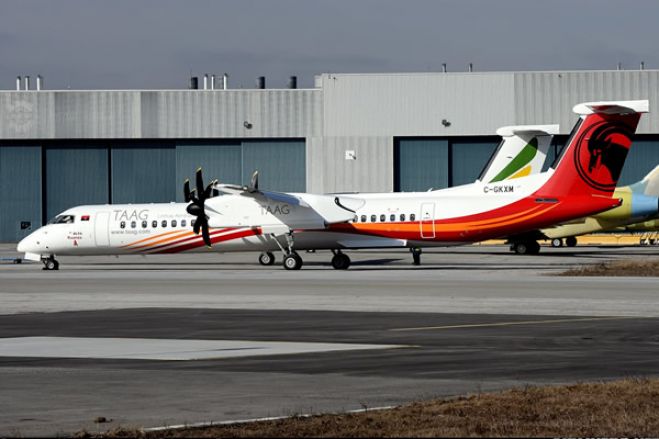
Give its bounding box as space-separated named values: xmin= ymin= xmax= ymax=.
xmin=551 ymin=238 xmax=563 ymax=248
xmin=513 ymin=242 xmax=528 ymax=255
xmin=411 ymin=248 xmax=422 ymax=265
xmin=258 ymin=252 xmax=275 ymax=266
xmin=331 ymin=253 xmax=351 ymax=270
xmin=565 ymin=236 xmax=578 ymax=247
xmin=283 ymin=253 xmax=303 ymax=270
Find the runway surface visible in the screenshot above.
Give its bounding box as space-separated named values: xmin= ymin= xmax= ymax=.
xmin=0 ymin=244 xmax=658 ymax=436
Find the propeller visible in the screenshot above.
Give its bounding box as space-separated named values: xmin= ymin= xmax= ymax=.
xmin=184 ymin=168 xmax=217 ymax=247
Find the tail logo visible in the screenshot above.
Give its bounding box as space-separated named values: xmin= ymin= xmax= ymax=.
xmin=574 ymin=121 xmax=632 ymax=191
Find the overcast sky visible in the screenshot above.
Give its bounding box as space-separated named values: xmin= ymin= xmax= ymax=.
xmin=1 ymin=0 xmax=658 ymax=90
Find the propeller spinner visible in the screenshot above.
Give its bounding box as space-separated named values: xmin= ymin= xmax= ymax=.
xmin=184 ymin=168 xmax=217 ymax=247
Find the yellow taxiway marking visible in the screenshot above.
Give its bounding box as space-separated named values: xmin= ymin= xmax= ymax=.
xmin=390 ymin=316 xmax=635 ymax=332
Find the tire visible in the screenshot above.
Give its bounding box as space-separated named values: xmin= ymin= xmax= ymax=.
xmin=331 ymin=253 xmax=351 ymax=270
xmin=565 ymin=236 xmax=578 ymax=247
xmin=283 ymin=254 xmax=303 ymax=270
xmin=551 ymin=238 xmax=563 ymax=248
xmin=411 ymin=248 xmax=422 ymax=265
xmin=513 ymin=242 xmax=528 ymax=255
xmin=258 ymin=252 xmax=275 ymax=266
xmin=43 ymin=259 xmax=58 ymax=270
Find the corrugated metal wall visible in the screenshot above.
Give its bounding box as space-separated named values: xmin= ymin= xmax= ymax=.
xmin=513 ymin=71 xmax=659 ymax=134
xmin=0 ymin=146 xmax=41 ymax=242
xmin=0 ymin=90 xmax=322 ymax=140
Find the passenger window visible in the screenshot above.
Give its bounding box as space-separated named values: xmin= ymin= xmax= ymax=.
xmin=142 ymin=220 xmax=147 ymax=228
xmin=361 ymin=215 xmax=366 ymax=223
xmin=171 ymin=219 xmax=177 ymax=227
xmin=120 ymin=221 xmax=126 ymax=229
xmin=131 ymin=221 xmax=136 ymax=229
xmin=410 ymin=213 xmax=416 ymax=221
xmin=181 ymin=219 xmax=187 ymax=227
xmin=161 ymin=220 xmax=167 ymax=228
xmin=380 ymin=214 xmax=386 ymax=222
xmin=152 ymin=220 xmax=157 ymax=228
xmin=370 ymin=215 xmax=376 ymax=222
xmin=390 ymin=214 xmax=395 ymax=222
xmin=400 ymin=214 xmax=406 ymax=222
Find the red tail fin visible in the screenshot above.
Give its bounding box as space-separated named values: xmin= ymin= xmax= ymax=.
xmin=538 ymin=100 xmax=648 ymax=198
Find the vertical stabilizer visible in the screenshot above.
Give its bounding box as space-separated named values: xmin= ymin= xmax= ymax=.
xmin=479 ymin=124 xmax=559 ymax=183
xmin=537 ymin=100 xmax=649 ymax=198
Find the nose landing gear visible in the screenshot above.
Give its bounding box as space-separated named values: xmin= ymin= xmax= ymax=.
xmin=42 ymin=256 xmax=59 ymax=271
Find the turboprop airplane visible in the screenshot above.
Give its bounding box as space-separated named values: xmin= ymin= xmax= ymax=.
xmin=537 ymin=164 xmax=659 ymax=250
xmin=17 ymin=100 xmax=647 ymax=270
xmin=16 ymin=124 xmax=556 ymax=270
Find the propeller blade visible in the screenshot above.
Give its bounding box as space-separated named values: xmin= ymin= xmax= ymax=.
xmin=249 ymin=170 xmax=259 ymax=192
xmin=201 ymin=222 xmax=212 ymax=247
xmin=193 ymin=218 xmax=202 ymax=235
xmin=183 ymin=179 xmax=191 ymax=202
xmin=196 ymin=168 xmax=205 ymax=199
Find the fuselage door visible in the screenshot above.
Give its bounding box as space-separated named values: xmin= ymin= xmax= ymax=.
xmin=420 ymin=202 xmax=436 ymax=239
xmin=94 ymin=211 xmax=110 ymax=247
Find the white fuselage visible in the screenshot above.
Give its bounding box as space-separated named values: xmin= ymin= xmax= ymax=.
xmin=17 ymin=173 xmax=552 ymax=259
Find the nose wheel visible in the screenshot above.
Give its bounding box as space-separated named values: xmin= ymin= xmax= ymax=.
xmin=42 ymin=257 xmax=59 ymax=271
xmin=258 ymin=252 xmax=276 ymax=266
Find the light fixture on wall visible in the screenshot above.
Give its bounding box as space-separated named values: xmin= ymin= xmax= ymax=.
xmin=243 ymin=121 xmax=253 ymax=129
xmin=442 ymin=119 xmax=451 ymax=127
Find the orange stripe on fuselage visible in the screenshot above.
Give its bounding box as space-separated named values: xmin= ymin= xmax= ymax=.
xmin=128 ymin=230 xmax=196 ymax=250
xmin=120 ymin=230 xmax=190 ymax=249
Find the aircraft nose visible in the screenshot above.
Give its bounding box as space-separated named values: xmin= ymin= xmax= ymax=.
xmin=17 ymin=232 xmax=41 ymax=253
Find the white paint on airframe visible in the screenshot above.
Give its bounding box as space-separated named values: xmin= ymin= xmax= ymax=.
xmin=0 ymin=337 xmax=404 ymax=361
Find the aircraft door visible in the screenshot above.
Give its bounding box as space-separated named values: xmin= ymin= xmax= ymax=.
xmin=94 ymin=211 xmax=110 ymax=247
xmin=420 ymin=203 xmax=436 ymax=239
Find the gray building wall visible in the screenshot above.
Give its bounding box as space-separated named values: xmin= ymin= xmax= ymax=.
xmin=2 ymin=70 xmax=659 ymax=242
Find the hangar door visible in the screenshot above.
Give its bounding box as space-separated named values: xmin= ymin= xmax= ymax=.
xmin=450 ymin=139 xmax=499 ymax=186
xmin=394 ymin=139 xmax=449 ymax=192
xmin=175 ymin=139 xmax=305 ymax=201
xmin=45 ymin=146 xmax=109 ymax=222
xmin=0 ymin=146 xmax=41 ymax=242
xmin=111 ymin=144 xmax=176 ymax=203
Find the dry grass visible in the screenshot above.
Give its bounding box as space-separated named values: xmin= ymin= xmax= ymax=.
xmin=87 ymin=378 xmax=659 ymax=438
xmin=559 ymin=258 xmax=659 ymax=276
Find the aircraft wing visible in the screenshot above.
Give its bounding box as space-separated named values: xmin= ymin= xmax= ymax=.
xmin=214 ymin=180 xmax=365 ymax=225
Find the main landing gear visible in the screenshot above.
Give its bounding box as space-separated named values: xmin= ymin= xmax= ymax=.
xmin=331 ymin=250 xmax=351 ymax=270
xmin=411 ymin=247 xmax=422 ymax=265
xmin=549 ymin=237 xmax=577 ymax=248
xmin=42 ymin=256 xmax=59 ymax=271
xmin=510 ymin=240 xmax=541 ymax=255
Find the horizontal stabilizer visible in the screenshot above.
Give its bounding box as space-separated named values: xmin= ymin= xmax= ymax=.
xmin=573 ymin=100 xmax=649 ymax=115
xmin=496 ymin=124 xmax=559 ymax=137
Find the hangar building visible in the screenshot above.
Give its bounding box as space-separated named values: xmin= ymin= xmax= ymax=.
xmin=1 ymin=69 xmax=659 ymax=242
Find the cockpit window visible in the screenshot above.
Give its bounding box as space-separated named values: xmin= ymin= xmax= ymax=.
xmin=47 ymin=215 xmax=75 ymax=225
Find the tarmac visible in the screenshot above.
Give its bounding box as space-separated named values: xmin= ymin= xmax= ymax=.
xmin=0 ymin=243 xmax=658 ymax=436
